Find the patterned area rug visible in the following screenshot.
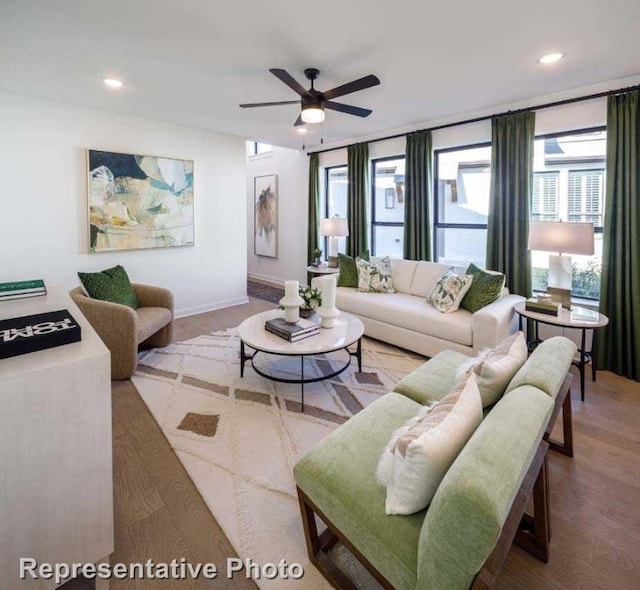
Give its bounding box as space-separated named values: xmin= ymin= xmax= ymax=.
xmin=131 ymin=328 xmax=424 ymax=588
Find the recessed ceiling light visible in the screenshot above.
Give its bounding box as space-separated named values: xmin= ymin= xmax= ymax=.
xmin=297 ymin=127 xmax=308 ymax=134
xmin=103 ymin=78 xmax=124 ymax=88
xmin=538 ymin=53 xmax=564 ymax=65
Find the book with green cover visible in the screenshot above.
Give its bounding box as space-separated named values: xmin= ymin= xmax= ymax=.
xmin=0 ymin=280 xmax=46 ymax=295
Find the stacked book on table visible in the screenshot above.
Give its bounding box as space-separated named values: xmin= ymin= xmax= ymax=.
xmin=525 ymin=297 xmax=561 ymax=316
xmin=265 ymin=317 xmax=319 ymax=342
xmin=0 ymin=280 xmax=47 ymax=302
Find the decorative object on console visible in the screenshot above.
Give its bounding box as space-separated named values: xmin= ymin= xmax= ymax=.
xmin=460 ymin=263 xmax=505 ymax=313
xmin=0 ymin=309 xmax=81 ymax=359
xmin=320 ymin=217 xmax=349 ymax=267
xmin=78 ymin=264 xmax=139 ymax=309
xmin=311 ymin=248 xmax=323 ymax=266
xmin=87 ymin=149 xmax=194 ymax=253
xmin=527 ymin=220 xmax=594 ymax=306
xmin=337 ymin=250 xmax=369 ymax=287
xmin=279 ymin=280 xmax=304 ymax=323
xmin=427 ymin=269 xmax=473 ymax=313
xmin=0 ymin=279 xmax=47 ymax=302
xmin=376 ymin=375 xmax=483 ymax=515
xmin=315 ymin=274 xmax=340 ymax=328
xmin=356 ymin=256 xmax=395 ymax=293
xmin=298 ymin=285 xmax=322 ymax=318
xmin=254 ymin=174 xmax=278 ymax=258
xmin=525 ymin=297 xmax=561 ymax=316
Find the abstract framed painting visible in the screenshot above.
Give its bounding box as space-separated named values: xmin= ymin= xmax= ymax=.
xmin=87 ymin=149 xmax=195 ymax=252
xmin=254 ymin=174 xmax=278 ymax=258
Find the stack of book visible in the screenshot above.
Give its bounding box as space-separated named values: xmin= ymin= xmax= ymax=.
xmin=0 ymin=280 xmax=47 ymax=302
xmin=525 ymin=297 xmax=561 ymax=316
xmin=265 ymin=317 xmax=319 ymax=342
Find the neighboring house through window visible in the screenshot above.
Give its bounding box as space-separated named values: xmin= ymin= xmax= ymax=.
xmin=371 ymin=157 xmax=405 ymax=258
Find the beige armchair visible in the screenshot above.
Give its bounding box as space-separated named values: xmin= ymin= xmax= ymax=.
xmin=70 ymin=283 xmax=174 ymax=380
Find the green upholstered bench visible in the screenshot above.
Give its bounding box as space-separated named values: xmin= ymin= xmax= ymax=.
xmin=293 ymin=337 xmax=576 ymax=590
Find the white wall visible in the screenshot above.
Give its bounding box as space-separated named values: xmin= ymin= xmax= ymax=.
xmin=0 ymin=92 xmax=248 ymax=318
xmin=246 ymin=145 xmax=309 ymax=286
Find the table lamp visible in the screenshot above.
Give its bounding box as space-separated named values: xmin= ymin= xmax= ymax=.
xmin=319 ymin=218 xmax=349 ymax=267
xmin=528 ymin=221 xmax=594 ymax=306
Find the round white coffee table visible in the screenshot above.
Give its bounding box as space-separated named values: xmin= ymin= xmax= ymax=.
xmin=237 ymin=309 xmax=364 ymax=411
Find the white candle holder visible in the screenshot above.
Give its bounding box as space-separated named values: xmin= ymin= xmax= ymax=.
xmin=279 ymin=280 xmax=304 ymax=324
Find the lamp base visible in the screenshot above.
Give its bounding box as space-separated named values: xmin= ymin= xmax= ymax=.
xmin=548 ymin=255 xmax=572 ymax=291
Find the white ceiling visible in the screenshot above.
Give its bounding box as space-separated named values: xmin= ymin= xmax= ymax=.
xmin=2 ymin=0 xmax=640 ymax=150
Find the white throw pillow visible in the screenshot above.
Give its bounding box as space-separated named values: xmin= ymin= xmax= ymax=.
xmin=376 ymin=376 xmax=483 ymax=515
xmin=356 ymin=256 xmax=395 ymax=293
xmin=426 ymin=269 xmax=473 ymax=313
xmin=455 ymin=331 xmax=528 ymax=407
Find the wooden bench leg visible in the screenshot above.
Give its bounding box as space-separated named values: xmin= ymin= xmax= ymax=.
xmin=296 ymin=487 xmax=394 ymax=590
xmin=515 ymin=454 xmax=550 ymax=562
xmin=546 ymin=376 xmax=574 ymax=457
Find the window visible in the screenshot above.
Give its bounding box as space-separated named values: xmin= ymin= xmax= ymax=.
xmin=531 ymin=129 xmax=606 ymax=299
xmin=247 ymin=142 xmax=272 ymax=156
xmin=532 ymin=172 xmax=559 ymax=220
xmin=434 ymin=144 xmax=491 ymax=267
xmin=324 ymin=165 xmax=348 ymax=255
xmin=371 ymin=157 xmax=405 ymax=258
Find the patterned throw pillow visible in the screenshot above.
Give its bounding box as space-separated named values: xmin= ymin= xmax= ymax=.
xmin=376 ymin=376 xmax=483 ymax=515
xmin=356 ymin=257 xmax=395 ymax=293
xmin=78 ymin=265 xmax=138 ymax=309
xmin=460 ymin=263 xmax=506 ymax=313
xmin=427 ymin=269 xmax=473 ymax=313
xmin=455 ymin=331 xmax=528 ymax=407
xmin=337 ymin=251 xmax=370 ymax=288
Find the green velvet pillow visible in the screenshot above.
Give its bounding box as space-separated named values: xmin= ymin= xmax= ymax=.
xmin=460 ymin=263 xmax=505 ymax=313
xmin=337 ymin=250 xmax=370 ymax=288
xmin=78 ymin=265 xmax=138 ymax=309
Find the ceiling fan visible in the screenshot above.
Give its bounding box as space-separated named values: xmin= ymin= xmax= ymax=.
xmin=239 ymin=68 xmax=380 ymax=126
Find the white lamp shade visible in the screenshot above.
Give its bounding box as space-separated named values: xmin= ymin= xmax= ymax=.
xmin=528 ymin=221 xmax=594 ymax=255
xmin=319 ymin=217 xmax=349 ymax=237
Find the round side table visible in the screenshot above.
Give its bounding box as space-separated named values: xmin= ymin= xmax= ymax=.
xmin=306 ymin=264 xmax=340 ymax=276
xmin=514 ymin=301 xmax=608 ymax=401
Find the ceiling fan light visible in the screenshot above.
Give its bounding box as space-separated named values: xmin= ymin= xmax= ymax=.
xmin=301 ymin=106 xmax=325 ymax=124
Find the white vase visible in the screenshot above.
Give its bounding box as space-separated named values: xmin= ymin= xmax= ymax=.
xmin=279 ymin=280 xmax=305 ymax=324
xmin=316 ymin=275 xmax=340 ymax=328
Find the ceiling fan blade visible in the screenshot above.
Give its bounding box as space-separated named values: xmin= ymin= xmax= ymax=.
xmin=269 ymin=68 xmax=310 ymax=97
xmin=325 ymin=101 xmax=372 ymax=117
xmin=294 ymin=114 xmax=304 ymax=126
xmin=322 ymin=74 xmax=380 ymax=100
xmin=239 ymin=100 xmax=299 ymax=108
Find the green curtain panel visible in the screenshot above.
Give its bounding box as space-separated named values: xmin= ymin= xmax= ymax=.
xmin=347 ymin=143 xmax=369 ymax=256
xmin=307 ymin=153 xmax=320 ymax=264
xmin=403 ymin=130 xmax=433 ymax=260
xmin=486 ymin=111 xmax=535 ymax=296
xmin=597 ymin=90 xmax=640 ymax=380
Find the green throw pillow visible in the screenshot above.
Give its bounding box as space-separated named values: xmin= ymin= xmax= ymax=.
xmin=460 ymin=263 xmax=505 ymax=313
xmin=78 ymin=265 xmax=139 ymax=309
xmin=337 ymin=250 xmax=370 ymax=288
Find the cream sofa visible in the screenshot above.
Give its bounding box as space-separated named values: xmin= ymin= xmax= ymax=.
xmin=333 ymin=259 xmax=525 ymax=358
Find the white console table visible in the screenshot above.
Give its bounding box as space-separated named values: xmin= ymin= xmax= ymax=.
xmin=0 ymin=286 xmax=113 ymax=589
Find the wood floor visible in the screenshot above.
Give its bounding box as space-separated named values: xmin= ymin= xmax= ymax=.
xmin=78 ymin=297 xmax=640 ymax=589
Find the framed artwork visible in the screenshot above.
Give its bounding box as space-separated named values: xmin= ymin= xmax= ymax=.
xmin=87 ymin=149 xmax=194 ymax=253
xmin=254 ymin=174 xmax=278 ymax=258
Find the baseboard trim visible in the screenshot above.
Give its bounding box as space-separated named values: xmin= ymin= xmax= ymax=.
xmin=175 ymin=296 xmax=250 ymax=319
xmin=247 ymin=273 xmax=285 ymax=289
